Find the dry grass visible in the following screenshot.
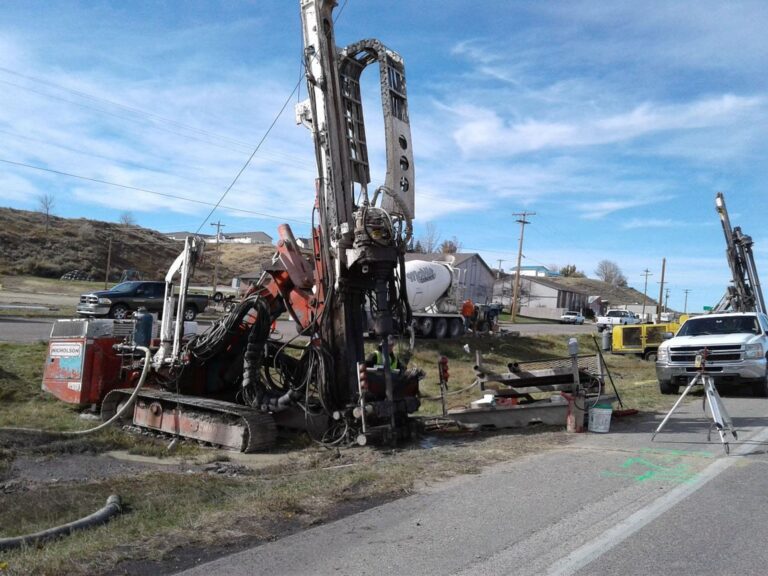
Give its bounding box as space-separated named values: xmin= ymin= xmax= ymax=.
xmin=407 ymin=332 xmax=673 ymax=416
xmin=0 ymin=335 xmax=671 ymax=576
xmin=0 ymin=206 xmax=279 ymax=284
xmin=0 ymin=275 xmax=103 ymax=296
xmin=0 ymin=428 xmax=567 ymax=576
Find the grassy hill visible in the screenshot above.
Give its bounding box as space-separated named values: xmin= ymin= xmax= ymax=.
xmin=0 ymin=207 xmax=276 ymax=285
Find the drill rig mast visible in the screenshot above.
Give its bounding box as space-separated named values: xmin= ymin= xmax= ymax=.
xmin=713 ymin=192 xmax=766 ymax=314
xmin=294 ymin=0 xmax=416 ymax=439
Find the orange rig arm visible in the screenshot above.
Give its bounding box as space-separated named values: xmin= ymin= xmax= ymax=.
xmin=244 ymin=223 xmax=322 ymax=332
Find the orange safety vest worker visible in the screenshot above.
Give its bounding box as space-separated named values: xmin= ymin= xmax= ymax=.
xmin=461 ymin=299 xmax=474 ymax=318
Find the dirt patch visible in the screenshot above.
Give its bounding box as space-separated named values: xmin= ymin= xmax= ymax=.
xmin=9 ymin=453 xmax=173 ymax=485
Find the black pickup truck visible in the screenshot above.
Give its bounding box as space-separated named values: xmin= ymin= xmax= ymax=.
xmin=76 ymin=281 xmax=208 ymax=321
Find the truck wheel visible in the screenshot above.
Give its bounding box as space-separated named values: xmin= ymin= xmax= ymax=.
xmin=419 ymin=317 xmax=434 ymax=337
xmin=644 ymin=350 xmax=658 ymax=362
xmin=434 ymin=318 xmax=448 ymax=339
xmin=109 ymin=304 xmax=130 ymax=319
xmin=448 ymin=318 xmax=464 ymax=338
xmin=659 ymin=380 xmax=679 ymax=395
xmin=213 ymin=291 xmax=224 ymax=303
xmin=183 ymin=306 xmax=197 ymax=321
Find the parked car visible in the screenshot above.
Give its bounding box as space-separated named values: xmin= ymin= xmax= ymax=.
xmin=656 ymin=312 xmax=768 ymax=396
xmin=76 ymin=281 xmax=208 ymax=321
xmin=595 ymin=309 xmax=641 ymax=332
xmin=560 ymin=311 xmax=585 ymax=325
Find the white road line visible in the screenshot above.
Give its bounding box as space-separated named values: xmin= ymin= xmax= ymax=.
xmin=544 ymin=426 xmax=768 ymax=576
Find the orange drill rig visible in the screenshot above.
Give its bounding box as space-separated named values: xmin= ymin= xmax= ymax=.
xmin=44 ymin=0 xmax=419 ymax=450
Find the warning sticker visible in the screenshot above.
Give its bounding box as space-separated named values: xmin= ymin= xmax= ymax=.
xmin=67 ymin=381 xmax=82 ymax=391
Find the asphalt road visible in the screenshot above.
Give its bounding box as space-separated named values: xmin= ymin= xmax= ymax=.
xmin=0 ymin=317 xmax=596 ymax=344
xmin=176 ymin=396 xmax=768 ymax=576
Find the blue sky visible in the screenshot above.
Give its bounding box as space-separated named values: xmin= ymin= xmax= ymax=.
xmin=1 ymin=1 xmax=767 ymax=312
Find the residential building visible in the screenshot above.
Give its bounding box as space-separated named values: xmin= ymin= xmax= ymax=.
xmin=493 ymin=275 xmax=659 ymax=320
xmin=165 ymin=231 xmax=273 ymax=245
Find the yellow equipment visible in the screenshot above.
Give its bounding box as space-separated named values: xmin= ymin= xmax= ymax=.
xmin=611 ymin=322 xmax=681 ymax=361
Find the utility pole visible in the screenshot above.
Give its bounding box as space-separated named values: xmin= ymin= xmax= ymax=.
xmin=104 ymin=235 xmax=112 ymax=289
xmin=496 ymin=259 xmax=504 ymax=279
xmin=683 ymin=289 xmax=691 ymax=314
xmin=510 ymin=211 xmax=535 ymax=322
xmin=665 ymin=288 xmax=671 ymax=312
xmin=641 ymin=268 xmax=652 ymax=321
xmin=656 ymin=257 xmax=666 ymax=322
xmin=210 ymin=220 xmax=225 ymax=294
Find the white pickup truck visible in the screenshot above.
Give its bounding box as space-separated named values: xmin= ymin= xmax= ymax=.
xmin=656 ymin=312 xmax=768 ymax=396
xmin=595 ymin=309 xmax=641 ymax=332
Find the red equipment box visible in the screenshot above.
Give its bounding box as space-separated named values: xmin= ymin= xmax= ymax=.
xmin=42 ymin=319 xmax=133 ymax=406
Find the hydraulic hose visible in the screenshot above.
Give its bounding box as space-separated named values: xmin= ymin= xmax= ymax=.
xmin=0 ymin=345 xmax=151 ymax=437
xmin=0 ymin=495 xmax=122 ymax=551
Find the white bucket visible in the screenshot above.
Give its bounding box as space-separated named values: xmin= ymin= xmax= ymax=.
xmin=588 ymin=406 xmax=612 ymax=433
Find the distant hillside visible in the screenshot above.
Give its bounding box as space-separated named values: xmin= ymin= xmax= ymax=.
xmin=0 ymin=207 xmax=276 ymax=284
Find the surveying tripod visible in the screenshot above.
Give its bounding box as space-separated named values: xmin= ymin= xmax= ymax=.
xmin=652 ymin=349 xmax=738 ymax=454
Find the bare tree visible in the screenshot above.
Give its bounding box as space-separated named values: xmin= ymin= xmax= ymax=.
xmin=119 ymin=211 xmax=136 ymax=227
xmin=595 ymin=260 xmax=627 ymax=286
xmin=420 ymin=222 xmax=440 ymax=253
xmin=37 ymin=193 xmax=55 ymax=237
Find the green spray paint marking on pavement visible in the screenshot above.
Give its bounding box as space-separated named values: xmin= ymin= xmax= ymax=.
xmin=637 ymin=447 xmax=714 ymax=459
xmin=601 ymin=448 xmax=715 ymax=484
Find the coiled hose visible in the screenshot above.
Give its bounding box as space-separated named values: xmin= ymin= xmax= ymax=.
xmin=0 ymin=345 xmax=151 ymax=437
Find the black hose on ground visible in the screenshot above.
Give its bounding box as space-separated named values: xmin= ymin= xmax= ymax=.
xmin=0 ymin=495 xmax=122 ymax=551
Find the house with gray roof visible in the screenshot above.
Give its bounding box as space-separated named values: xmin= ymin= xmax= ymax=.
xmin=493 ymin=274 xmax=659 ymax=320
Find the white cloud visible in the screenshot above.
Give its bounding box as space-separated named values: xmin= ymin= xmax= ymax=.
xmin=577 ymin=198 xmax=662 ymax=220
xmin=621 ymin=218 xmax=718 ymax=230
xmin=451 ymin=95 xmax=764 ymax=158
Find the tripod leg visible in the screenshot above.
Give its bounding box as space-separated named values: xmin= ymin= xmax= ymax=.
xmin=652 ymin=375 xmax=700 ymax=440
xmin=704 ymin=376 xmax=736 ymax=453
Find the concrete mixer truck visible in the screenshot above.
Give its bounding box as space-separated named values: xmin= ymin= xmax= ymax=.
xmin=403 ymin=259 xmax=467 ymax=338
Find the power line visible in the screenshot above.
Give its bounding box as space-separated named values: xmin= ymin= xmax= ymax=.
xmin=0 ymin=126 xmax=314 ymax=199
xmin=193 ymin=79 xmax=302 ymax=233
xmin=0 ymin=67 xmax=315 ymax=169
xmin=192 ymin=0 xmax=351 ymax=233
xmin=0 ymin=157 xmax=311 ymax=225
xmin=0 ymin=76 xmax=316 ymax=171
